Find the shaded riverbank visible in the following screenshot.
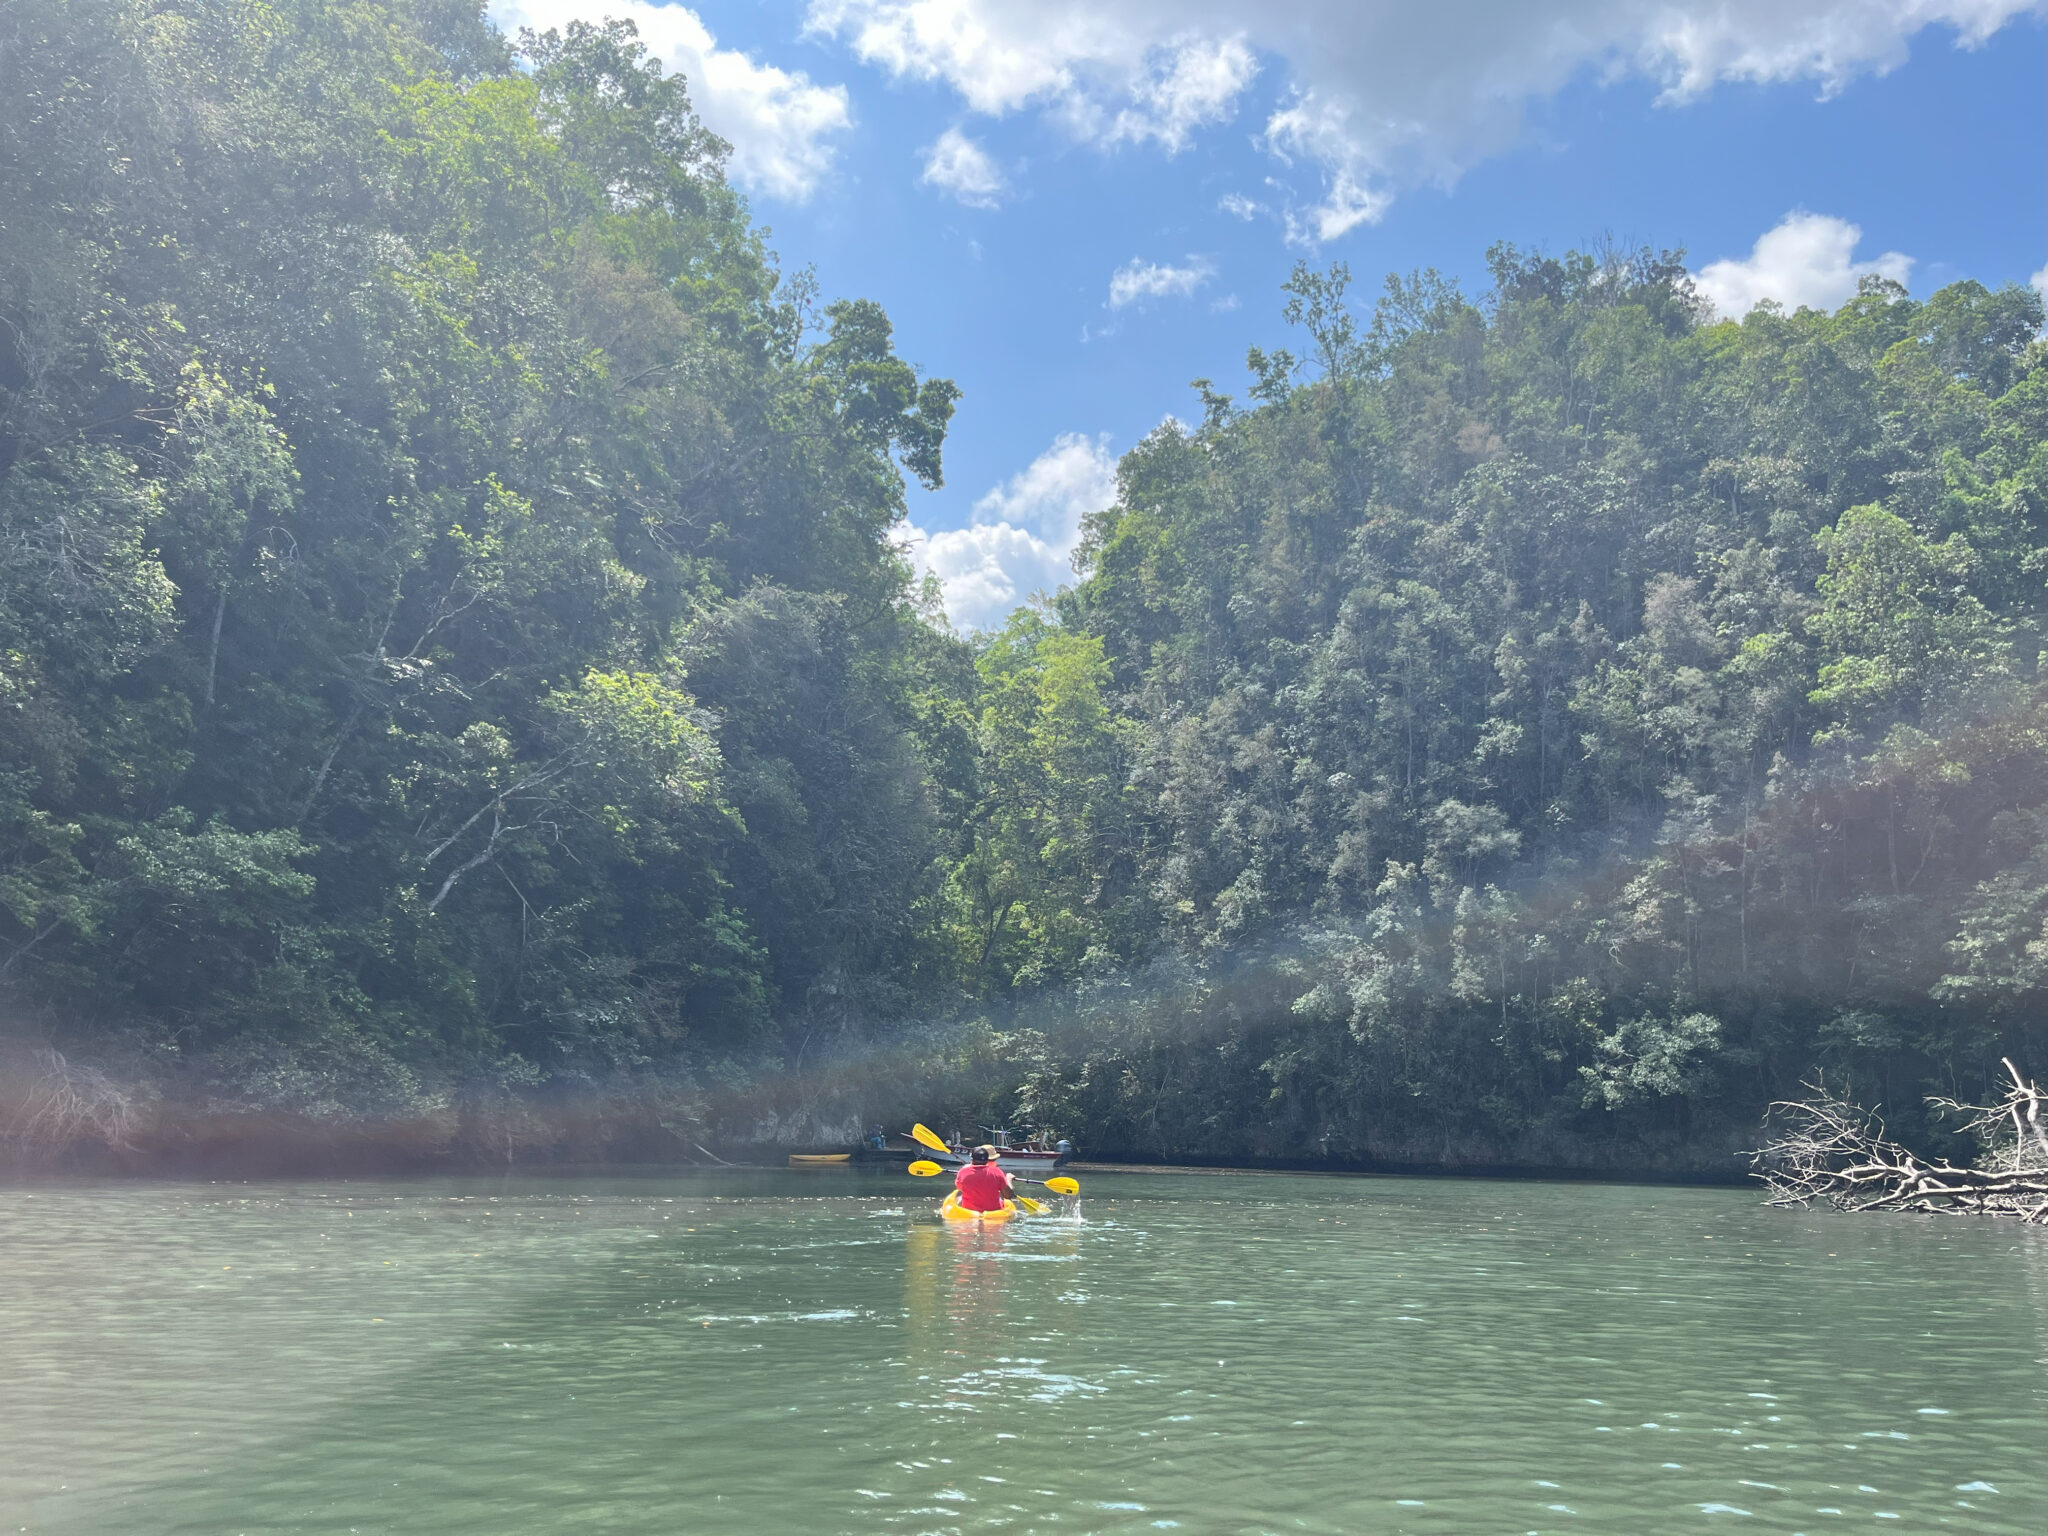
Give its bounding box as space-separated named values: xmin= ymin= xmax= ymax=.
xmin=2 ymin=1037 xmax=1760 ymax=1184
xmin=4 ymin=1107 xmax=1756 ymax=1185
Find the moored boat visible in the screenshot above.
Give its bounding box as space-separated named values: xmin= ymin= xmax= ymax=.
xmin=788 ymin=1152 xmax=852 ymax=1167
xmin=911 ymin=1127 xmax=1068 ymax=1167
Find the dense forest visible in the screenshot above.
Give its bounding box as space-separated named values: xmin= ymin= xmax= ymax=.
xmin=3 ymin=0 xmax=2042 ymax=1170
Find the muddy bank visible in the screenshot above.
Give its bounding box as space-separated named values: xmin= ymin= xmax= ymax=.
xmin=1 ymin=1038 xmax=1755 ymax=1183
xmin=4 ymin=1105 xmax=717 ymax=1180
xmin=3 ymin=1105 xmax=1749 ymax=1184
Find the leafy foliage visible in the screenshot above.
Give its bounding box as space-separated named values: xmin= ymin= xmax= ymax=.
xmin=0 ymin=0 xmax=966 ymax=1109
xmin=2 ymin=3 xmax=2041 ymax=1167
xmin=964 ymin=251 xmax=2046 ymax=1165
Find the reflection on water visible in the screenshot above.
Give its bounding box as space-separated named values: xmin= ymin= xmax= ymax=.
xmin=0 ymin=1170 xmax=2040 ymax=1534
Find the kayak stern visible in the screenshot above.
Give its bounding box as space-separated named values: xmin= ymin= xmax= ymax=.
xmin=940 ymin=1192 xmax=1019 ymax=1223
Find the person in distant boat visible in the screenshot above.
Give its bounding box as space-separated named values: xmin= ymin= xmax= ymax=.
xmin=1053 ymin=1138 xmax=1073 ymax=1169
xmin=953 ymin=1145 xmax=1014 ymax=1213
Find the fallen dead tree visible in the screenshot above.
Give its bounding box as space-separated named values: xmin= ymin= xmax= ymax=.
xmin=0 ymin=1045 xmax=145 ymax=1161
xmin=1751 ymin=1058 xmax=2048 ymax=1221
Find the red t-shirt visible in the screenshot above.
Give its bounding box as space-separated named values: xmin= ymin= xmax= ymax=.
xmin=954 ymin=1161 xmax=1013 ymax=1211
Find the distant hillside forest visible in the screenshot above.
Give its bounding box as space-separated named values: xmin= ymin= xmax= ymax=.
xmin=3 ymin=0 xmax=2042 ymax=1170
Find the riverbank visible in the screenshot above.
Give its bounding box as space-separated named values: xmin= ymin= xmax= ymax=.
xmin=0 ymin=1039 xmax=1753 ymax=1184
xmin=1 ymin=1117 xmax=1753 ymax=1187
xmin=1063 ymin=1159 xmax=1751 ymax=1185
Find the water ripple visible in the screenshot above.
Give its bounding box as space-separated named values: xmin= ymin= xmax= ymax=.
xmin=0 ymin=1172 xmax=2041 ymax=1534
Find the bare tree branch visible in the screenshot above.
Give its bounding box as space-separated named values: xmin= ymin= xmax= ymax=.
xmin=1750 ymin=1069 xmax=2048 ymax=1222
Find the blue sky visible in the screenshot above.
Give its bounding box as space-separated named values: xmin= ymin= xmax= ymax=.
xmin=490 ymin=0 xmax=2047 ymax=629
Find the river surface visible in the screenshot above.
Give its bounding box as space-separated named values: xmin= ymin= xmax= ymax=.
xmin=0 ymin=1169 xmax=2041 ymax=1534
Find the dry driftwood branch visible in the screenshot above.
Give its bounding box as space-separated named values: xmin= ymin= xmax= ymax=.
xmin=1930 ymin=1057 xmax=2048 ymax=1173
xmin=1 ymin=1046 xmax=143 ymax=1158
xmin=1751 ymin=1060 xmax=2048 ymax=1222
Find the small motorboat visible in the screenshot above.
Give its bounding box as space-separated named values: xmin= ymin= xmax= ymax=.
xmin=914 ymin=1127 xmax=1068 ymax=1168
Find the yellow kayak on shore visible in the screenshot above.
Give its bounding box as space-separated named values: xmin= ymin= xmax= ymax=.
xmin=940 ymin=1191 xmax=1019 ymax=1223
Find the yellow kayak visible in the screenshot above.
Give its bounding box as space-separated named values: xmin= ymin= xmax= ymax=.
xmin=940 ymin=1191 xmax=1019 ymax=1223
xmin=788 ymin=1153 xmax=851 ymax=1166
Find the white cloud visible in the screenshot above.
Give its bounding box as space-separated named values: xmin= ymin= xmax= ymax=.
xmin=1108 ymin=255 xmax=1215 ymax=308
xmin=1694 ymin=212 xmax=1913 ymax=317
xmin=807 ymin=0 xmax=2036 ymax=237
xmin=971 ymin=431 xmax=1118 ymax=536
xmin=920 ymin=126 xmax=1006 ymax=206
xmin=1218 ymin=192 xmax=1263 ymax=220
xmin=492 ymin=0 xmax=851 ymax=201
xmin=1262 ymin=95 xmax=1393 ymax=242
xmin=903 ymin=433 xmax=1117 ymax=628
xmin=1104 ymin=35 xmax=1259 ymax=150
xmin=902 ymin=521 xmax=1070 ymax=630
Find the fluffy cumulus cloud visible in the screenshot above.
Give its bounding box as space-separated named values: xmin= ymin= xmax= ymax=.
xmin=1261 ymin=95 xmax=1392 ymax=243
xmin=1104 ymin=34 xmax=1259 ymax=150
xmin=920 ymin=126 xmax=1006 ymax=206
xmin=1107 ymin=256 xmax=1215 ymax=308
xmin=902 ymin=433 xmax=1118 ymax=629
xmin=491 ymin=0 xmax=850 ymax=200
xmin=1694 ymin=212 xmax=1913 ymax=318
xmin=808 ymin=1 xmax=1258 ymax=147
xmin=806 ymin=0 xmax=2035 ymax=237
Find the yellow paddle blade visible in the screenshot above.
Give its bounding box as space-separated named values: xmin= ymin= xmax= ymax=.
xmin=1014 ymin=1194 xmax=1047 ymax=1214
xmin=909 ymin=1122 xmax=951 ymax=1154
xmin=907 ymin=1160 xmax=944 ymax=1177
xmin=1043 ymin=1176 xmax=1080 ymax=1195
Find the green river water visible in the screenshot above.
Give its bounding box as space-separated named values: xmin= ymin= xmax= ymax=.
xmin=0 ymin=1169 xmax=2040 ymax=1534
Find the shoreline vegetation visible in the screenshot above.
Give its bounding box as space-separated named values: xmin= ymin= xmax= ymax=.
xmin=6 ymin=1033 xmax=2042 ymax=1208
xmin=3 ymin=1 xmax=2043 ymax=1201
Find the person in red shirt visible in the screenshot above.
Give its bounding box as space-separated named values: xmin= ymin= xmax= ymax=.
xmin=953 ymin=1145 xmax=1014 ymax=1212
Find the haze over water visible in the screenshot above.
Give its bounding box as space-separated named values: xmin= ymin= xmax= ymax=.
xmin=1 ymin=1171 xmax=2040 ymax=1533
